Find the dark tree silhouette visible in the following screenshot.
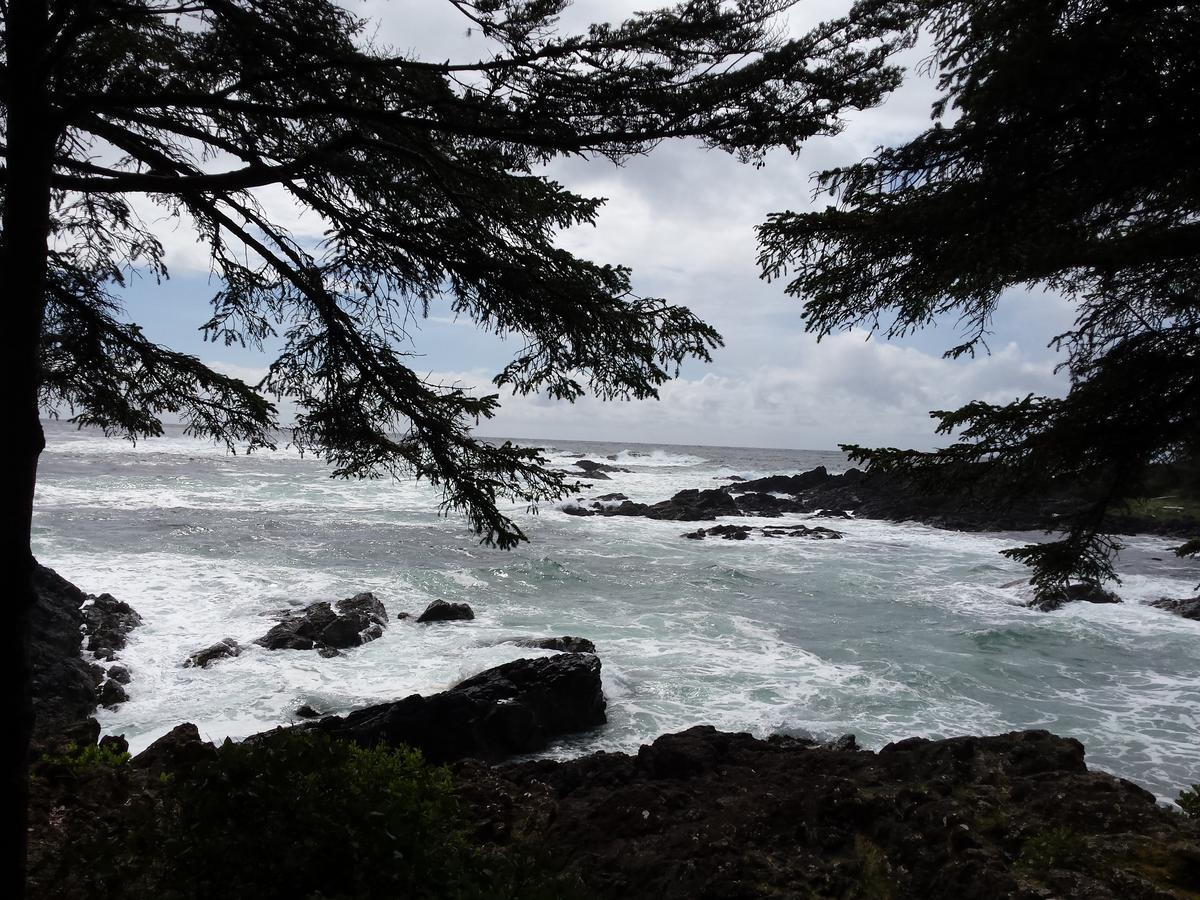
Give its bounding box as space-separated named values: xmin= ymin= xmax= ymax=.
xmin=758 ymin=0 xmax=1200 ymax=596
xmin=1 ymin=0 xmax=906 ymax=889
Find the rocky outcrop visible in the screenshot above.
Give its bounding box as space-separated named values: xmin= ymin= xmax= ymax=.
xmin=683 ymin=523 xmax=844 ymax=541
xmin=184 ymin=637 xmax=242 ymax=668
xmin=599 ymin=488 xmax=742 ymax=521
xmin=416 ymin=599 xmax=475 ymax=623
xmin=30 ymin=565 xmax=105 ymax=736
xmin=456 ymin=726 xmax=1200 ymax=900
xmin=30 ymin=565 xmax=140 ymax=733
xmin=1145 ymin=596 xmax=1200 ymax=620
xmin=312 ymin=653 xmax=606 ymax=763
xmin=255 ymin=592 xmax=388 ymax=651
xmin=506 ymin=636 xmax=597 ymax=654
xmin=82 ymin=593 xmax=143 ymax=661
xmin=1028 ymin=583 xmax=1123 ymax=612
xmin=131 ymin=723 xmax=217 ymax=776
xmin=575 ymin=460 xmax=630 ymax=476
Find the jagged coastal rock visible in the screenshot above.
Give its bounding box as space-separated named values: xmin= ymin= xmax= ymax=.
xmin=255 ymin=591 xmax=388 ymax=651
xmin=416 ymin=598 xmax=475 ymax=623
xmin=1147 ymin=596 xmax=1200 ymax=620
xmin=184 ymin=637 xmax=242 ymax=668
xmin=683 ymin=523 xmax=844 ymax=541
xmin=310 ymin=652 xmax=605 ymax=763
xmin=507 ymin=636 xmax=597 ymax=653
xmin=30 ymin=564 xmax=140 ymax=732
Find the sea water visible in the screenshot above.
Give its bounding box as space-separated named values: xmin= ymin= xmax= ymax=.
xmin=31 ymin=422 xmax=1200 ymax=800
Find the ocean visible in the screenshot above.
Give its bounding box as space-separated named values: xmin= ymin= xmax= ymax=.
xmin=32 ymin=422 xmax=1200 ymax=801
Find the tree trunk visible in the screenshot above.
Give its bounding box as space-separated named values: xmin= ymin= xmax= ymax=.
xmin=3 ymin=2 xmax=55 ymax=896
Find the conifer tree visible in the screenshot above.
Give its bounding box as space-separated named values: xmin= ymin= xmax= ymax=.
xmin=2 ymin=0 xmax=904 ymax=889
xmin=758 ymin=0 xmax=1200 ymax=596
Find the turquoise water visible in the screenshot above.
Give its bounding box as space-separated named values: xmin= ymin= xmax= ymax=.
xmin=32 ymin=422 xmax=1200 ymax=800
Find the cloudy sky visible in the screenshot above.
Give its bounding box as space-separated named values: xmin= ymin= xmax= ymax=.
xmin=113 ymin=0 xmax=1077 ymax=451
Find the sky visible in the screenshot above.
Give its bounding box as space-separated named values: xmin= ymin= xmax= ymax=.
xmin=109 ymin=0 xmax=1079 ymax=451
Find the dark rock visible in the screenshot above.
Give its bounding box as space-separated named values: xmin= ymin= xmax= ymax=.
xmin=294 ymin=704 xmax=322 ymax=719
xmin=318 ymin=647 xmax=341 ymax=658
xmin=313 ymin=653 xmax=605 ymax=763
xmin=826 ymin=733 xmax=858 ymax=752
xmin=30 ymin=565 xmax=105 ymax=736
xmin=82 ymin=592 xmax=142 ymax=654
xmin=760 ymin=524 xmax=844 ymax=540
xmin=684 ymin=523 xmax=844 ymax=541
xmin=184 ymin=637 xmax=242 ymax=668
xmin=683 ymin=524 xmax=752 ymax=540
xmin=106 ymin=664 xmax=131 ymax=685
xmin=575 ymin=460 xmax=630 ymax=475
xmin=97 ymin=679 xmax=128 ymax=708
xmin=1029 ymin=583 xmax=1123 ymax=612
xmin=562 ymin=504 xmax=595 ymax=516
xmin=255 ymin=592 xmax=388 ymax=651
xmin=1146 ymin=596 xmax=1200 ymax=620
xmin=729 ymin=467 xmax=833 ymax=495
xmin=451 ymin=727 xmax=1180 ymax=900
xmin=594 ymin=493 xmax=628 ymax=502
xmin=600 ymin=488 xmax=742 ymax=522
xmin=396 ymin=612 xmax=414 ymax=621
xmin=255 ymin=601 xmax=338 ymax=650
xmin=509 ymin=636 xmax=597 ymax=654
xmin=417 ymin=599 xmax=475 ymax=623
xmin=131 ymin=723 xmax=217 ymax=775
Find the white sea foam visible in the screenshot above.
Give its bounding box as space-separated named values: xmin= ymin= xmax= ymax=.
xmin=32 ymin=424 xmax=1200 ymax=800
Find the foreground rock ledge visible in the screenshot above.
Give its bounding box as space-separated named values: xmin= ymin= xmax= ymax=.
xmin=261 ymin=652 xmax=606 ymax=764
xmin=456 ymin=726 xmax=1200 ymax=899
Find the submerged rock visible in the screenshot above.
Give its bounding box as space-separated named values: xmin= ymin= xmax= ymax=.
xmin=1145 ymin=596 xmax=1200 ymax=620
xmin=575 ymin=460 xmax=630 ymax=476
xmin=1028 ymin=583 xmax=1122 ymax=612
xmin=312 ymin=653 xmax=605 ymax=763
xmin=255 ymin=591 xmax=388 ymax=651
xmin=684 ymin=523 xmax=844 ymax=541
xmin=417 ymin=599 xmax=475 ymax=623
xmin=508 ymin=636 xmax=597 ymax=654
xmin=184 ymin=637 xmax=242 ymax=668
xmin=683 ymin=524 xmax=752 ymax=540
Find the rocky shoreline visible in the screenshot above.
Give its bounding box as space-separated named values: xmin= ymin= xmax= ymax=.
xmin=24 ymin=565 xmax=1200 ymax=898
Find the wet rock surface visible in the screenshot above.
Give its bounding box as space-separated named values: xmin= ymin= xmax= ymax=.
xmin=310 ymin=653 xmax=606 ymax=763
xmin=506 ymin=636 xmax=597 ymax=654
xmin=416 ymin=598 xmax=475 ymax=623
xmin=1028 ymin=583 xmax=1123 ymax=612
xmin=184 ymin=637 xmax=242 ymax=668
xmin=455 ymin=726 xmax=1200 ymax=899
xmin=579 ymin=464 xmax=1198 ymax=538
xmin=30 ymin=564 xmax=140 ymax=732
xmin=30 ymin=565 xmax=105 ymax=735
xmin=683 ymin=523 xmax=844 ymax=541
xmin=255 ymin=591 xmax=388 ymax=651
xmin=1146 ymin=596 xmax=1200 ymax=620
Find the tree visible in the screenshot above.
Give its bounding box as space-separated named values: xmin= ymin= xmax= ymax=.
xmin=2 ymin=0 xmax=906 ymax=890
xmin=757 ymin=0 xmax=1200 ymax=597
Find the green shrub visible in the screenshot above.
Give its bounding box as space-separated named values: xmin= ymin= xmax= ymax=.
xmin=38 ymin=740 xmax=130 ymax=775
xmin=1178 ymin=784 xmax=1200 ymax=820
xmin=153 ymin=731 xmax=486 ymax=899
